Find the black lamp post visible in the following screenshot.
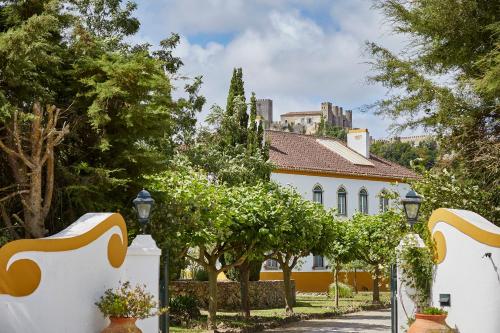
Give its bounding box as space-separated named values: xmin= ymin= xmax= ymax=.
xmin=133 ymin=189 xmax=155 ymax=234
xmin=401 ymin=190 xmax=423 ymax=228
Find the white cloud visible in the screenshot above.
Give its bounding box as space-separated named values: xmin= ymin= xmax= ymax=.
xmin=134 ymin=0 xmax=418 ymax=138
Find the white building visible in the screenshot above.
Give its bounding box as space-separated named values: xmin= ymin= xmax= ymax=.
xmin=260 ymin=129 xmax=418 ymax=292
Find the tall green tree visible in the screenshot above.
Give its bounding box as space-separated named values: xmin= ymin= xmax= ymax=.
xmin=367 ymin=0 xmax=499 ymax=224
xmin=0 ymin=0 xmax=204 ymax=240
xmin=325 ymin=219 xmax=356 ymax=307
xmin=350 ymin=211 xmax=407 ymax=303
xmin=265 ymin=187 xmax=334 ymax=314
xmin=148 ymin=165 xmax=280 ymax=328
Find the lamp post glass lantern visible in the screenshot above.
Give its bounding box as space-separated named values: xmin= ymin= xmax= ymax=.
xmin=401 ymin=190 xmax=422 ymax=227
xmin=133 ymin=189 xmax=155 ymax=234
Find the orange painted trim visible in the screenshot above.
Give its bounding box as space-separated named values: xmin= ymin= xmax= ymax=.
xmin=0 ymin=213 xmax=127 ymax=297
xmin=348 ymin=129 xmax=368 ymax=133
xmin=273 ymin=168 xmax=406 ymax=183
xmin=428 ymin=208 xmax=500 ymax=264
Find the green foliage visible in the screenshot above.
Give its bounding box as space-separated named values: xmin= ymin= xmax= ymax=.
xmin=397 ymin=237 xmax=434 ymax=310
xmin=349 ymin=211 xmax=407 ymax=302
xmin=317 ymin=116 xmax=347 ymax=141
xmin=328 ymin=282 xmax=354 ymax=299
xmin=367 ymin=0 xmax=499 ymax=224
xmin=169 ymin=295 xmax=201 ymax=326
xmin=193 ymin=268 xmax=209 ymax=282
xmin=0 ymin=0 xmax=205 ymax=240
xmin=370 ymin=139 xmax=438 ymax=170
xmin=95 ymin=281 xmax=165 ymax=319
xmin=410 ymin=168 xmax=499 ymax=226
xmin=350 ymin=211 xmax=407 ymax=268
xmin=222 ymin=255 xmax=262 ymax=282
xmin=422 ymin=307 xmax=447 ymax=315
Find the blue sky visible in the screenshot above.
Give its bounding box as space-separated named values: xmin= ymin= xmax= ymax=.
xmin=133 ymin=0 xmax=416 ymax=139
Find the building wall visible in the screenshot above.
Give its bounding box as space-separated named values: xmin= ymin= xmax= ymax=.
xmin=260 ymin=172 xmax=410 ymax=292
xmin=260 ymin=271 xmax=388 ymax=292
xmin=270 ymin=172 xmax=409 ymax=216
xmin=256 ymin=99 xmax=273 ymax=127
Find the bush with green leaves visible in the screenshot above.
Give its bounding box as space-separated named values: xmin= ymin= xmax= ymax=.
xmin=328 ymin=282 xmax=354 ymax=299
xmin=422 ymin=307 xmax=447 ymax=315
xmin=95 ymin=281 xmax=165 ymax=319
xmin=169 ymin=295 xmax=201 ymax=326
xmin=193 ymin=268 xmax=209 ymax=281
xmin=397 ymin=236 xmax=435 ymax=311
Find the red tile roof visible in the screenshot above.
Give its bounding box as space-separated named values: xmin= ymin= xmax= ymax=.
xmin=267 ymin=130 xmax=418 ymax=181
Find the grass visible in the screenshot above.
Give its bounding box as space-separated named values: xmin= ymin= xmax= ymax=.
xmin=171 ymin=292 xmax=390 ymax=332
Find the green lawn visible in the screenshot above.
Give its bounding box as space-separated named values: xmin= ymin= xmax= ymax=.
xmin=171 ymin=292 xmax=390 ymax=332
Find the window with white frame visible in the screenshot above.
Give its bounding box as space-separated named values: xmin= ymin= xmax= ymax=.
xmin=337 ymin=187 xmax=347 ymax=216
xmin=312 ymin=185 xmax=323 ymax=204
xmin=379 ymin=191 xmax=389 ymax=212
xmin=265 ymin=259 xmax=279 ymax=269
xmin=313 ymin=255 xmax=324 ymax=268
xmin=359 ymin=188 xmax=368 ymax=214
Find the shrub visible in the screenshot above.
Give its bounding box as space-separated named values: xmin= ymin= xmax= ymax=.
xmin=193 ymin=268 xmax=209 ymax=281
xmin=422 ymin=307 xmax=447 ymax=315
xmin=169 ymin=295 xmax=201 ymax=326
xmin=95 ymin=281 xmax=165 ymax=319
xmin=328 ymin=282 xmax=354 ymax=299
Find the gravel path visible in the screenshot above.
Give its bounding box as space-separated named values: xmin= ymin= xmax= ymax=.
xmin=264 ymin=309 xmax=391 ymax=333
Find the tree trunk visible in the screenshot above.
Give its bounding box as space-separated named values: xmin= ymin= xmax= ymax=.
xmin=373 ymin=266 xmax=380 ymax=304
xmin=239 ymin=260 xmax=251 ymax=318
xmin=207 ymin=268 xmax=218 ymax=329
xmin=334 ymin=266 xmax=339 ymax=307
xmin=354 ymin=268 xmax=358 ymax=294
xmin=282 ymin=266 xmax=294 ymax=314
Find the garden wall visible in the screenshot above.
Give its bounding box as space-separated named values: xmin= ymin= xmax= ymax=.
xmin=170 ymin=280 xmax=295 ymax=310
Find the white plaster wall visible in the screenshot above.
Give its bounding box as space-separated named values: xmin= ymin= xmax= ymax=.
xmin=122 ymin=235 xmax=161 ymax=333
xmin=264 ymin=172 xmax=410 ymax=273
xmin=0 ymin=214 xmax=163 ymax=333
xmin=271 ymin=172 xmax=409 ymax=218
xmin=431 ymin=210 xmax=500 ymax=333
xmin=0 ymin=214 xmax=123 ymax=333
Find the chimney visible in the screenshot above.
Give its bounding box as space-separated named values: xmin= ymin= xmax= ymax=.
xmin=347 ymin=129 xmax=370 ymax=158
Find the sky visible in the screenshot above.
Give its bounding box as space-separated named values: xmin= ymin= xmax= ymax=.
xmin=132 ymin=0 xmax=416 ymax=139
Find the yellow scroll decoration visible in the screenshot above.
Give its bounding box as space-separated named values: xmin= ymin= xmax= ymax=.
xmin=0 ymin=213 xmax=127 ymax=297
xmin=428 ymin=208 xmax=500 ymax=264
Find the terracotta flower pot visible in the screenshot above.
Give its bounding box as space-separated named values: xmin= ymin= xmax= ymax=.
xmin=408 ymin=313 xmax=452 ymax=333
xmin=101 ymin=317 xmax=142 ymax=333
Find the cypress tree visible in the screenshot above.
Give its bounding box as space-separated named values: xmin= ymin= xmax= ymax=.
xmin=235 ymin=68 xmax=248 ymax=144
xmin=247 ymin=92 xmax=257 ymax=153
xmin=226 ymin=68 xmax=238 ymax=116
xmin=257 ymin=120 xmax=264 ymax=150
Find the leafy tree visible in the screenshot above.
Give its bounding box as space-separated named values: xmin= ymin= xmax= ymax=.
xmin=0 ymin=0 xmax=204 ymax=240
xmin=350 ymin=211 xmax=407 ymax=303
xmin=317 ymin=115 xmax=348 ymax=141
xmin=411 ymin=168 xmax=499 ymax=226
xmin=367 ymin=0 xmax=499 ymax=223
xmin=265 ymin=187 xmax=334 ymax=314
xmin=148 ymin=165 xmax=278 ymax=328
xmin=325 ymin=218 xmax=356 ymax=307
xmin=371 ymin=139 xmax=438 ymax=170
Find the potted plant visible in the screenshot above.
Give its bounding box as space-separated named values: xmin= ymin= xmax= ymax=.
xmin=398 ymin=238 xmax=453 ymax=332
xmin=95 ymin=281 xmax=166 ymax=333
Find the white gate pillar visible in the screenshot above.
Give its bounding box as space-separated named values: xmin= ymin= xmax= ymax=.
xmin=123 ymin=235 xmax=162 ymax=333
xmin=396 ymin=233 xmax=425 ymax=333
